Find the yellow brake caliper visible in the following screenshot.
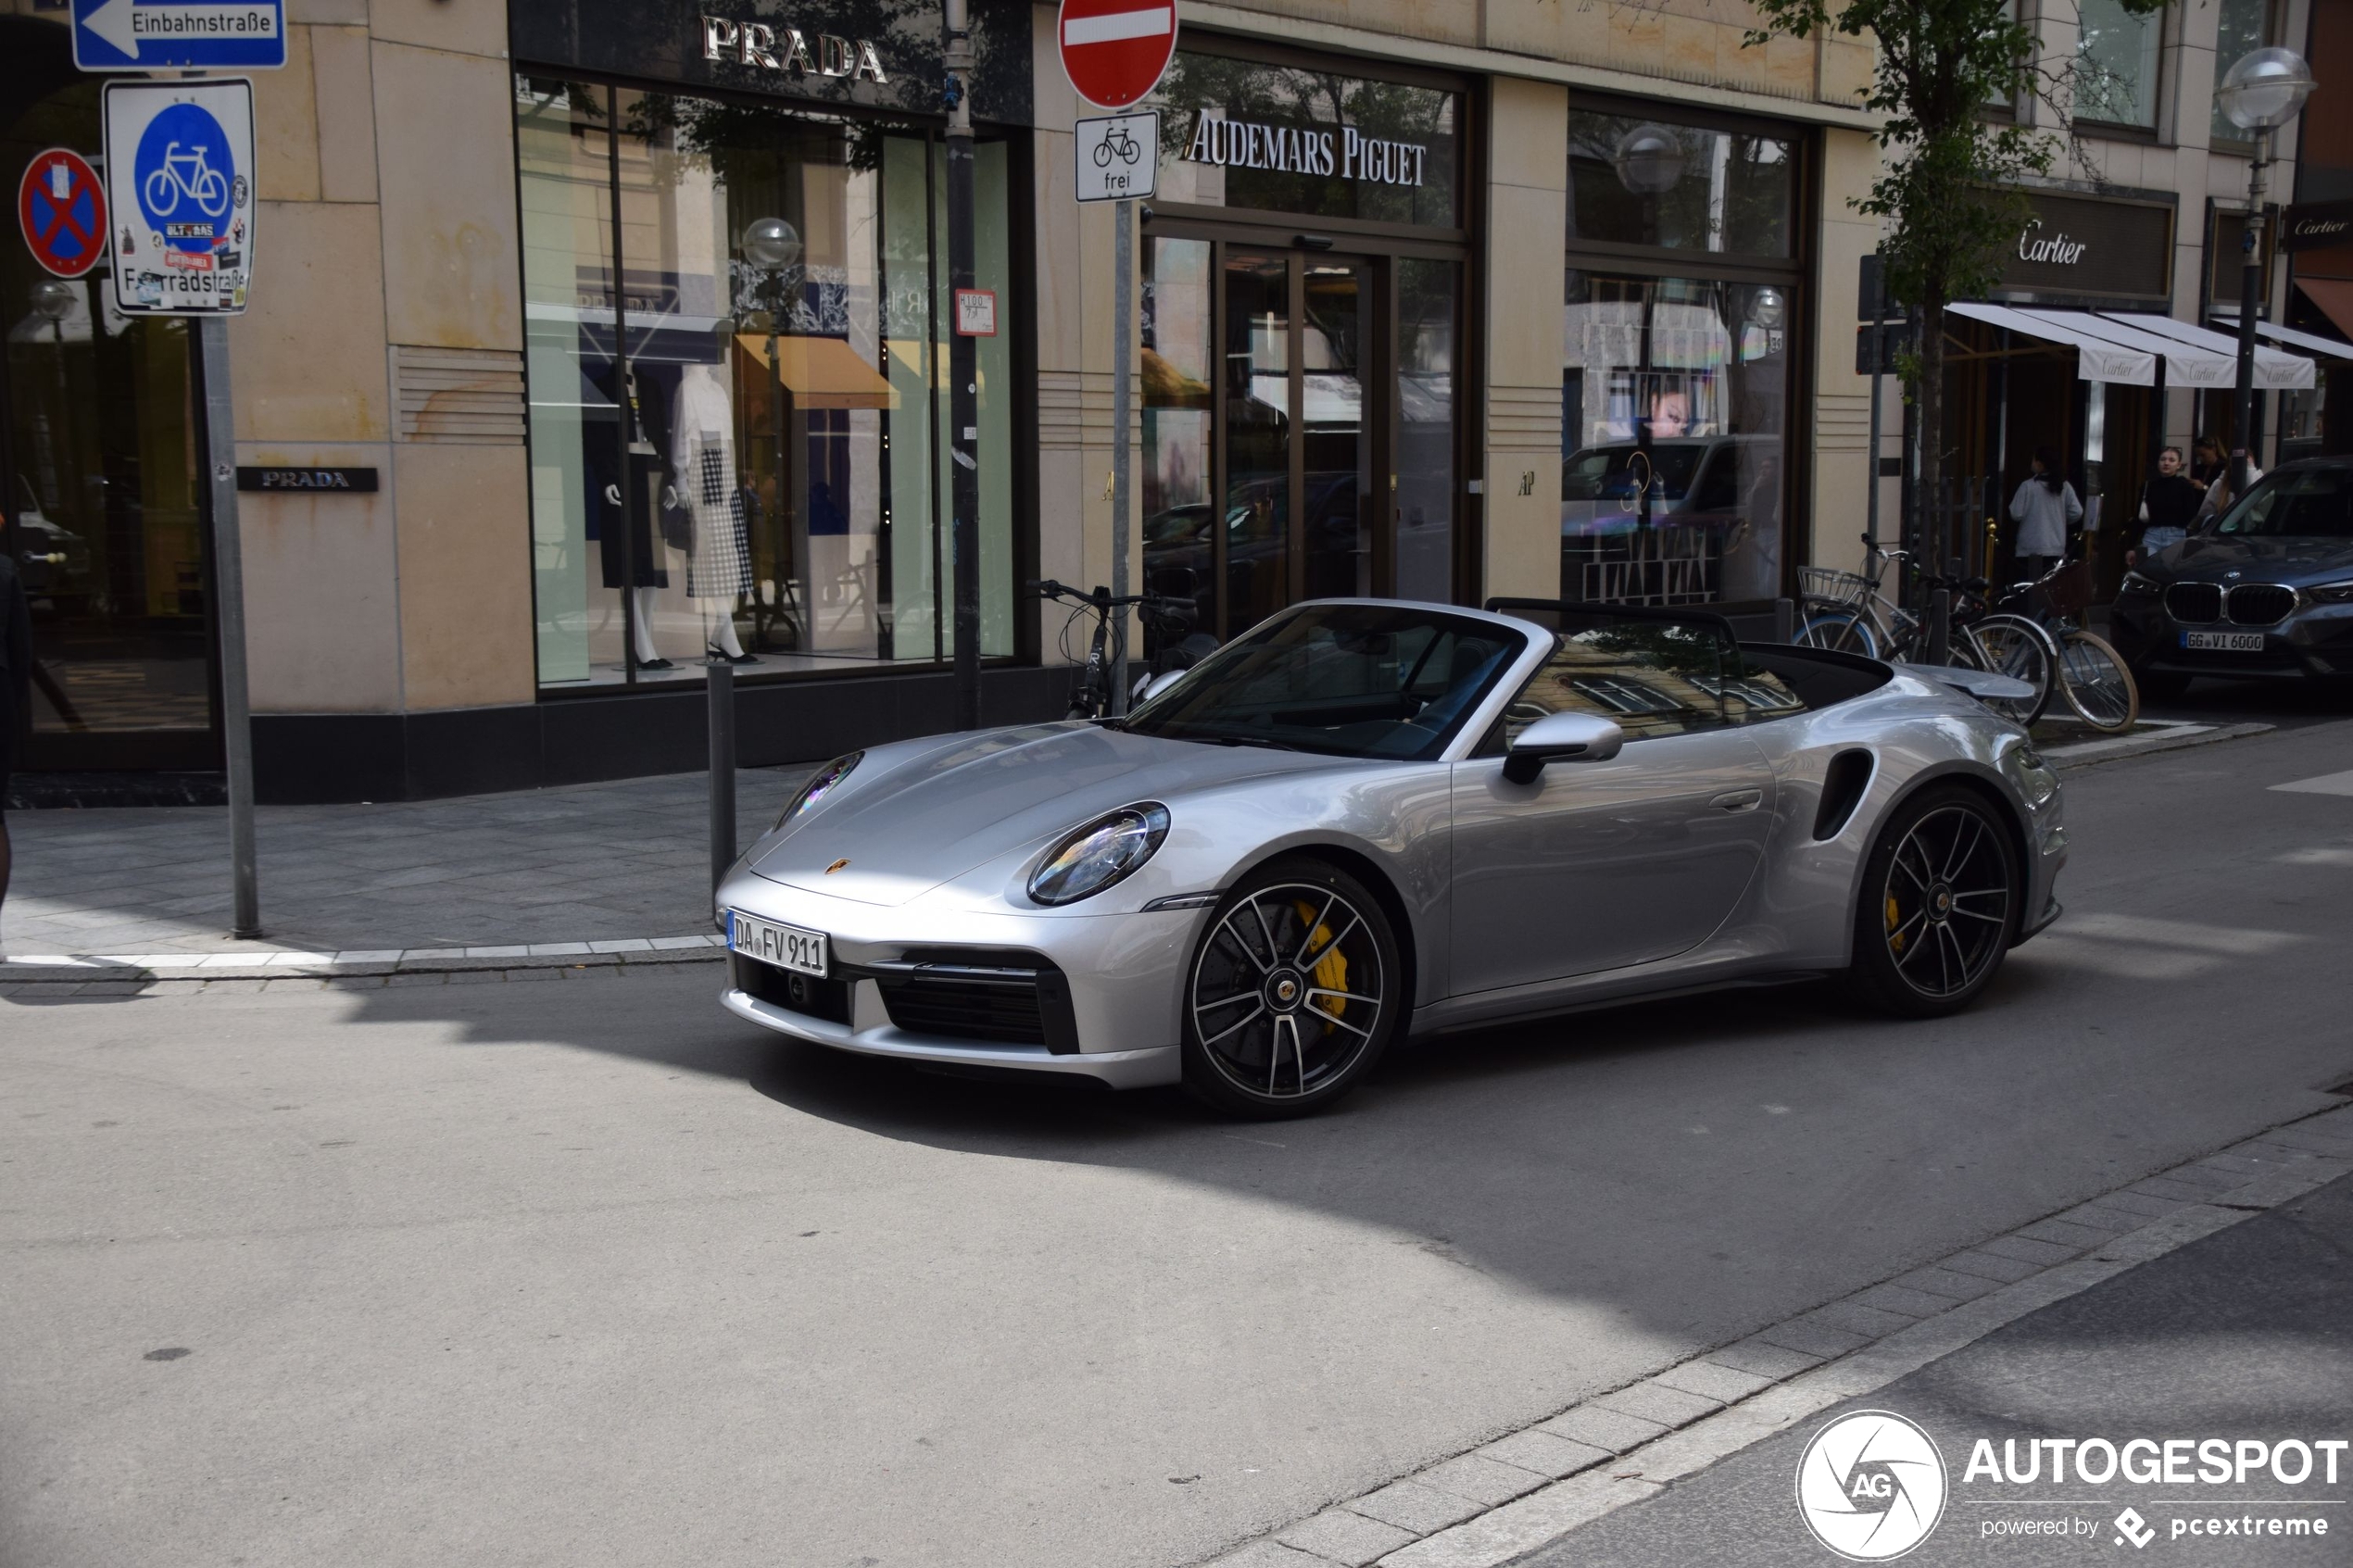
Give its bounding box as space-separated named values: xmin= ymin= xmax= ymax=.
xmin=1295 ymin=900 xmax=1349 ymax=1024
xmin=1887 ymin=894 xmax=1906 ymax=953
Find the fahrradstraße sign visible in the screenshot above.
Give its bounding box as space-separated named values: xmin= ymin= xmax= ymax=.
xmin=102 ymin=78 xmax=256 ymax=315
xmin=1075 ymin=111 xmax=1158 ymax=202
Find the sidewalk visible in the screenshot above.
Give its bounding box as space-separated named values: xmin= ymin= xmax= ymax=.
xmin=1 ymin=767 xmax=812 ymax=968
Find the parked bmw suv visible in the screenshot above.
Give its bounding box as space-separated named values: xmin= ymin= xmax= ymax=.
xmin=2108 ymin=457 xmax=2353 ymax=697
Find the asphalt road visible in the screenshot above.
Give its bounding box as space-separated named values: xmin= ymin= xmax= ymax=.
xmin=5 ymin=723 xmax=2353 ymax=1568
xmin=1522 ymin=1173 xmax=2353 ymax=1567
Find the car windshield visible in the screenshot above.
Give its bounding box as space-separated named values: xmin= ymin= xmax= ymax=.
xmin=1561 ymin=443 xmax=1705 ymax=503
xmin=1124 ymin=603 xmax=1524 ymax=760
xmin=2212 ymin=465 xmax=2353 ymax=538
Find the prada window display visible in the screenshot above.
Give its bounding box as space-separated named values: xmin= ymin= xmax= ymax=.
xmin=517 ymin=81 xmax=1016 ymax=687
xmin=1563 ymin=107 xmax=1799 ymax=607
xmin=1139 ymin=47 xmax=1464 ymax=643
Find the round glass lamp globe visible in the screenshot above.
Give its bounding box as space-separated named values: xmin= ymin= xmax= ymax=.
xmin=1749 ymin=285 xmax=1786 ymax=330
xmin=30 ymin=279 xmax=77 ymax=322
xmin=1613 ymin=124 xmax=1687 ymax=195
xmin=741 ymin=217 xmax=802 ymax=271
xmin=2217 ymin=45 xmax=2316 ymax=132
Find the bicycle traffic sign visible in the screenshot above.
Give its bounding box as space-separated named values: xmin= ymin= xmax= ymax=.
xmin=1057 ymin=0 xmax=1176 ymax=109
xmin=18 ymin=149 xmax=108 ymax=280
xmin=103 ymin=79 xmax=256 ymax=315
xmin=1075 ymin=112 xmax=1158 ymax=203
xmin=72 ymin=0 xmax=284 ymax=71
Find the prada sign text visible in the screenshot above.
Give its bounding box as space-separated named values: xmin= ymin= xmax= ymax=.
xmin=699 ymin=15 xmax=887 ymax=82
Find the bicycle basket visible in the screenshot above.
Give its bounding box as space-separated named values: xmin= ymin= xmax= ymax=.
xmin=2044 ymin=559 xmax=2093 ymax=618
xmin=1798 ymin=566 xmax=1873 ymax=607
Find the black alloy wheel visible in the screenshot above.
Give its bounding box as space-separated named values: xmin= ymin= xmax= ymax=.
xmin=1843 ymin=785 xmax=2022 ymax=1017
xmin=1180 ymin=857 xmax=1403 ymax=1118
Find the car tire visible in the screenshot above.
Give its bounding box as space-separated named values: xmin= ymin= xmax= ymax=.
xmin=1180 ymin=857 xmax=1403 ymax=1119
xmin=1841 ymin=785 xmax=2022 ymax=1019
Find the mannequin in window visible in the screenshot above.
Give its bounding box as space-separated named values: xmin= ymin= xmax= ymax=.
xmin=595 ymin=361 xmax=671 ymax=669
xmin=672 ymin=358 xmax=758 ymax=663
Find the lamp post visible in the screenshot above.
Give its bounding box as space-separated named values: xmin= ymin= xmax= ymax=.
xmin=943 ymin=0 xmax=981 ymax=731
xmin=2216 ymin=45 xmax=2317 ymax=501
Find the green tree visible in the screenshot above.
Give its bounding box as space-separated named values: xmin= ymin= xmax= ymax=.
xmin=1744 ymin=0 xmax=2161 ymax=592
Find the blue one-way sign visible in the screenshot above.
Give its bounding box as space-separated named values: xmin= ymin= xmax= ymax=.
xmin=73 ymin=0 xmax=285 ymax=71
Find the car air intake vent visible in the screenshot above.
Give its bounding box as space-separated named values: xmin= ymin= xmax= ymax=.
xmin=2166 ymin=583 xmax=2222 ymax=624
xmin=2227 ymin=584 xmax=2295 ymax=626
xmin=1814 ymin=748 xmax=1874 ymax=841
xmin=873 ymin=957 xmax=1081 ymax=1053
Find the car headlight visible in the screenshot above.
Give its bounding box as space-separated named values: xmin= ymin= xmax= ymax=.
xmin=2120 ymin=571 xmax=2161 ymax=596
xmin=777 ymin=751 xmax=862 ymax=829
xmin=1028 ymin=803 xmax=1170 ymax=906
xmin=2308 ymin=580 xmax=2353 ymax=604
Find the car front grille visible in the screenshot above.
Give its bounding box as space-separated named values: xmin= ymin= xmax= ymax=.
xmin=731 ymin=951 xmax=852 ymax=1024
xmin=871 ymin=956 xmax=1081 ymax=1053
xmin=2166 ymin=583 xmax=2222 ymax=623
xmin=2227 ymin=584 xmax=2296 ymax=626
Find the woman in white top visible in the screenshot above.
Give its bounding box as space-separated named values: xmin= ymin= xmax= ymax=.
xmin=2008 ymin=445 xmax=2082 ymax=583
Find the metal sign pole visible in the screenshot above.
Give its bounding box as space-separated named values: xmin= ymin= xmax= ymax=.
xmin=197 ymin=316 xmax=259 ymax=938
xmin=1108 ymin=196 xmax=1133 ymax=714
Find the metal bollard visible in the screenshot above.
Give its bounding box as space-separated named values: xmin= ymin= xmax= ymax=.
xmin=708 ymin=659 xmax=736 ymax=895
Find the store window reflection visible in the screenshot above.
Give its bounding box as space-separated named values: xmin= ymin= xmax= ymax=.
xmin=1564 ymin=107 xmax=1796 ymax=608
xmin=6 ymin=67 xmax=214 ymax=767
xmin=515 ymin=81 xmax=1014 ymax=688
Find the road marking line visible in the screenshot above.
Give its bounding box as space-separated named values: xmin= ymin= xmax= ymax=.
xmin=2271 ymin=769 xmax=2353 ymax=797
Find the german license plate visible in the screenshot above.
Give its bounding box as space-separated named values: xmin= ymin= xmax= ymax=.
xmin=2183 ymin=631 xmax=2266 ymax=652
xmin=729 ymin=912 xmax=828 ymax=977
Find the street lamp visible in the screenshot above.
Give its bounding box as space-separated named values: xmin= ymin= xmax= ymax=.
xmin=1612 ymin=124 xmax=1687 ymax=195
xmin=2217 ymin=45 xmax=2318 ymax=499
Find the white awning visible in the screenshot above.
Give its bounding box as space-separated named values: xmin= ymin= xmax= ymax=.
xmin=2102 ymin=312 xmax=2316 ymax=389
xmin=2232 ymin=318 xmax=2353 ymax=362
xmin=1946 ymin=301 xmax=2155 ymax=385
xmin=2049 ymin=311 xmax=2239 ymax=386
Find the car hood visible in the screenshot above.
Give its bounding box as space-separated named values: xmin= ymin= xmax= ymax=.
xmin=2152 ymin=534 xmax=2353 ymax=585
xmin=748 ymin=721 xmax=1342 ymax=907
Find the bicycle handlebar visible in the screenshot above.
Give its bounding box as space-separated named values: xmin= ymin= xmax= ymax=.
xmin=1027 ymin=579 xmax=1189 ymax=616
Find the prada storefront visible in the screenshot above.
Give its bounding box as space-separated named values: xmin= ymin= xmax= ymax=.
xmin=510 ymin=0 xmax=1037 ymax=694
xmin=1136 ymin=39 xmax=1472 ymax=646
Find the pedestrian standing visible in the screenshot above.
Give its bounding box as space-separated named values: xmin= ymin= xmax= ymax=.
xmin=0 ymin=546 xmax=31 ymax=936
xmin=2008 ymin=445 xmax=2083 ymax=583
xmin=2129 ymin=446 xmax=2203 ymax=566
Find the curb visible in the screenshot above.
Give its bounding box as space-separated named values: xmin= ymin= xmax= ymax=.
xmin=2044 ymin=720 xmax=2273 ymax=771
xmin=1192 ymin=1100 xmax=2353 ymax=1568
xmin=0 ymin=935 xmax=730 ymax=986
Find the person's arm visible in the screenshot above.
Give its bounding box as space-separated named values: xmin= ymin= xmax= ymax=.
xmin=2009 ymin=482 xmax=2030 ymax=523
xmin=2065 ymin=484 xmax=2084 ymax=524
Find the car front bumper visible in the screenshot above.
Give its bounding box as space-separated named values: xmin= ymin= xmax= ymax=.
xmin=712 ymin=869 xmax=1194 ymax=1089
xmin=2108 ymin=595 xmax=2353 ymax=679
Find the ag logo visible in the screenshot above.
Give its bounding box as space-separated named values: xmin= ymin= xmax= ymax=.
xmin=1795 ymin=1410 xmax=1947 ymax=1561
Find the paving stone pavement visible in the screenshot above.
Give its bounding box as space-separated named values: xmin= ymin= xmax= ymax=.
xmin=0 ymin=767 xmax=813 ymax=959
xmin=1191 ymin=1102 xmax=2353 ymax=1568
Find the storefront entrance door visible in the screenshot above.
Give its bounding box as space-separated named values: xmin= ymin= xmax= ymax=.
xmin=1143 ymin=233 xmax=1460 ymax=646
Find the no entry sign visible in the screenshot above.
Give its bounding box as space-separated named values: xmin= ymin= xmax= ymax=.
xmin=18 ymin=149 xmax=108 ymax=280
xmin=1057 ymin=0 xmax=1176 ymax=109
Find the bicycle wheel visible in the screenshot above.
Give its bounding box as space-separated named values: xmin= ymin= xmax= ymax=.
xmin=1957 ymin=614 xmax=2056 ymax=727
xmin=2056 ymin=631 xmax=2138 ymax=734
xmin=1797 ymin=610 xmax=1877 ymax=658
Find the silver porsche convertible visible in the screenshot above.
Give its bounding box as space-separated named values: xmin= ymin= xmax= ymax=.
xmin=716 ymin=598 xmax=2066 ymax=1117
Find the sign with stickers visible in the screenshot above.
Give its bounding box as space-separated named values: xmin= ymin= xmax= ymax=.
xmin=102 ymin=78 xmax=257 ymax=315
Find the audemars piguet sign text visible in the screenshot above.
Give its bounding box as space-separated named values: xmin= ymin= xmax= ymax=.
xmin=698 ymin=15 xmax=886 ymax=81
xmin=1184 ymin=112 xmax=1428 ymax=187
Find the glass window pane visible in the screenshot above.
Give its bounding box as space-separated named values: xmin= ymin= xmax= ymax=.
xmin=2077 ymin=0 xmax=2161 ymax=129
xmin=1142 ymin=235 xmax=1214 ymax=654
xmin=1224 ymin=253 xmax=1290 ymax=635
xmin=1395 ymin=259 xmax=1456 ymax=602
xmin=1562 ymin=270 xmax=1787 ymax=605
xmin=2212 ymin=0 xmax=2271 ymax=143
xmin=1568 ymin=111 xmax=1792 ymax=257
xmin=1145 ymin=54 xmax=1460 ymax=229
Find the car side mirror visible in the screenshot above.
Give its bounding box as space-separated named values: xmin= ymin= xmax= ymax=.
xmin=1502 ymin=711 xmax=1624 ymax=784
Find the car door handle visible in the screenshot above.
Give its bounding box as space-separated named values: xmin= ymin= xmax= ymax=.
xmin=1707 ymin=788 xmax=1764 ymax=813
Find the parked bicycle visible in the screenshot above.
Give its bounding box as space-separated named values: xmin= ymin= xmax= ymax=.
xmin=1991 ymin=558 xmax=2139 ymax=734
xmin=1797 ymin=540 xmax=2058 ymax=727
xmin=1031 ymin=579 xmax=1209 ymax=720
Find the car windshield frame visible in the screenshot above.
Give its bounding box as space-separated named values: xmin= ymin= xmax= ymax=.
xmin=1123 ymin=602 xmax=1529 ymax=761
xmin=2209 ymin=464 xmax=2353 ymax=539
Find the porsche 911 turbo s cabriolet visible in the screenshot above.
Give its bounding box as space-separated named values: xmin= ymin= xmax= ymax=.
xmin=716 ymin=598 xmax=2065 ymax=1117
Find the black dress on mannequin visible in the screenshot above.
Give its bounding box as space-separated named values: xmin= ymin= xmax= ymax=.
xmin=587 ymin=358 xmax=670 ymax=592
